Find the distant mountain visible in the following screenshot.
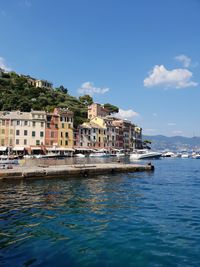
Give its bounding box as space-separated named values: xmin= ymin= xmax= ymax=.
xmin=143 ymin=135 xmax=200 ymax=151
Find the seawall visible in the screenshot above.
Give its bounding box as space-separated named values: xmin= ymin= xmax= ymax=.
xmin=0 ymin=163 xmax=154 ymax=180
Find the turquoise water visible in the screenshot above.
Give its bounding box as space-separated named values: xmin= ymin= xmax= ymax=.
xmin=1 ymin=158 xmax=200 ymax=266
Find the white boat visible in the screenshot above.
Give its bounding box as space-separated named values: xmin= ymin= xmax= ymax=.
xmin=115 ymin=149 xmax=126 ymax=157
xmin=130 ymin=149 xmax=162 ymax=160
xmin=0 ymin=159 xmax=19 ymax=165
xmin=75 ymin=153 xmax=85 ymax=158
xmin=162 ymin=151 xmax=176 ymax=158
xmin=192 ymin=153 xmax=200 ymax=159
xmin=181 ymin=153 xmax=189 ymax=158
xmin=89 ymin=151 xmax=109 ymax=157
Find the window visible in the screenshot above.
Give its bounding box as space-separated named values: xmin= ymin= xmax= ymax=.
xmin=24 ymin=121 xmax=28 ymax=126
xmin=36 ymin=140 xmax=40 ymax=145
xmin=81 ymin=129 xmax=83 ymax=134
xmin=93 ymin=129 xmax=96 ymax=133
xmin=16 ymin=139 xmax=19 ymax=145
xmin=99 ymin=129 xmax=101 ymax=134
xmin=47 ymin=116 xmax=51 ymax=122
xmin=16 ymin=130 xmax=20 ymax=135
xmin=41 ymin=122 xmax=44 ymax=127
xmin=24 ymin=139 xmax=27 ymax=145
xmin=9 ymin=139 xmax=12 ymax=146
xmin=1 ymin=139 xmax=5 ymax=146
xmin=65 ymin=132 xmax=68 ymax=138
xmin=61 ymin=132 xmax=63 ymax=138
xmin=40 ymin=131 xmax=44 ymax=137
xmin=74 ymin=141 xmax=76 ymax=146
xmin=17 ymin=121 xmax=20 ymax=125
xmin=2 ymin=120 xmax=5 ymax=126
xmin=60 ymin=140 xmax=62 ymax=146
xmin=62 ymin=123 xmax=64 ymax=128
xmin=99 ymin=137 xmax=101 ymax=142
xmin=80 ymin=142 xmax=83 ymax=146
xmin=24 ymin=130 xmax=28 ymax=136
xmin=50 ymin=141 xmax=53 ymax=146
xmin=93 ymin=136 xmax=96 ymax=140
xmin=32 ymin=131 xmax=35 ymax=137
xmin=32 ymin=121 xmax=36 ymax=127
xmin=65 ymin=140 xmax=68 ymax=146
xmin=55 ymin=124 xmax=58 ymax=129
xmin=47 ymin=123 xmax=50 ymax=128
xmin=1 ymin=129 xmax=5 ymax=134
xmin=51 ymin=132 xmax=54 ymax=138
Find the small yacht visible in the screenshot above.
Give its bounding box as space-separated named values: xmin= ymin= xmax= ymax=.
xmin=162 ymin=151 xmax=176 ymax=158
xmin=181 ymin=153 xmax=189 ymax=158
xmin=191 ymin=153 xmax=200 ymax=159
xmin=130 ymin=149 xmax=162 ymax=160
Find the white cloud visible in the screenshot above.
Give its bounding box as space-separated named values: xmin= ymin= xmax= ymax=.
xmin=144 ymin=65 xmax=198 ymax=89
xmin=115 ymin=108 xmax=139 ymax=120
xmin=78 ymin=82 xmax=109 ymax=96
xmin=175 ymin=54 xmax=191 ymax=68
xmin=0 ymin=57 xmax=11 ymax=71
xmin=167 ymin=122 xmax=176 ymax=126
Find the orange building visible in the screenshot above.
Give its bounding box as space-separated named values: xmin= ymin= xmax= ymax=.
xmin=45 ymin=111 xmax=59 ymax=147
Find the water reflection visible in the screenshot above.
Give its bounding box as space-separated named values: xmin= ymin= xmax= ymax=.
xmin=1 ymin=159 xmax=200 ymax=266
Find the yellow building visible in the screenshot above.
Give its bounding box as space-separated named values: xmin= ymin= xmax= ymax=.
xmin=0 ymin=112 xmax=14 ymax=147
xmin=55 ymin=108 xmax=74 ymax=148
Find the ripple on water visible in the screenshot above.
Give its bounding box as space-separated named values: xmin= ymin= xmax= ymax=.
xmin=1 ymin=158 xmax=200 ymax=266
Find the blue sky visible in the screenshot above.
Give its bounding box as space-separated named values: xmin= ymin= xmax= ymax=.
xmin=0 ymin=0 xmax=200 ymax=137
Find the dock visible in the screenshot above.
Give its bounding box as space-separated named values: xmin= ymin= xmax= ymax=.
xmin=0 ymin=163 xmax=154 ymax=180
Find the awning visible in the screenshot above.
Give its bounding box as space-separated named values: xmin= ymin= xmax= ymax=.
xmin=12 ymin=147 xmax=25 ymax=151
xmin=0 ymin=146 xmax=7 ymax=151
xmin=46 ymin=147 xmax=75 ymax=152
xmin=75 ymin=148 xmax=94 ymax=151
xmin=30 ymin=147 xmax=43 ymax=150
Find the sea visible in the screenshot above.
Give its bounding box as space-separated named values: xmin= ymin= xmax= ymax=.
xmin=0 ymin=157 xmax=200 ymax=267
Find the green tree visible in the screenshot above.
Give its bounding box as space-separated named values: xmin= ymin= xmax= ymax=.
xmin=79 ymin=95 xmax=93 ymax=106
xmin=104 ymin=103 xmax=119 ymax=114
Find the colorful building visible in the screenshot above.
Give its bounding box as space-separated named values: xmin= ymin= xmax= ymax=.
xmin=55 ymin=108 xmax=74 ymax=149
xmin=88 ymin=103 xmax=110 ymax=119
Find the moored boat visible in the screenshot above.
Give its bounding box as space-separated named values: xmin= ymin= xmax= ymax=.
xmin=130 ymin=149 xmax=162 ymax=160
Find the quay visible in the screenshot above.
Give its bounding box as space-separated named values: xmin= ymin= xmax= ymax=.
xmin=0 ymin=163 xmax=154 ymax=180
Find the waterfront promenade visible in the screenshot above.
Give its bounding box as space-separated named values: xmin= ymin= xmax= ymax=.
xmin=0 ymin=162 xmax=154 ymax=180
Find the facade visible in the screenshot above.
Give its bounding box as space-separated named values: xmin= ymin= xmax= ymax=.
xmin=45 ymin=111 xmax=59 ymax=147
xmin=90 ymin=117 xmax=116 ymax=150
xmin=77 ymin=121 xmax=106 ymax=149
xmin=0 ymin=110 xmax=46 ymax=153
xmin=35 ymin=79 xmax=53 ymax=90
xmin=55 ymin=108 xmax=74 ymax=148
xmin=88 ymin=103 xmax=110 ymax=119
xmin=0 ymin=104 xmax=143 ymax=154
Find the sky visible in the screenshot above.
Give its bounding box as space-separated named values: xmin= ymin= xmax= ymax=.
xmin=0 ymin=0 xmax=200 ymax=137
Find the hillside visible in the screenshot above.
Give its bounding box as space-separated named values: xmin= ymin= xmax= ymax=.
xmin=144 ymin=135 xmax=200 ymax=151
xmin=0 ymin=71 xmax=118 ymax=128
